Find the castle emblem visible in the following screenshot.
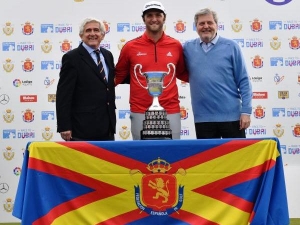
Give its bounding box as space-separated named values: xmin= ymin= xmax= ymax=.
xmin=292 ymin=123 xmax=300 ymax=137
xmin=289 ymin=36 xmax=300 ymax=50
xmin=180 ymin=106 xmax=188 ymax=120
xmin=253 ymin=105 xmax=265 ymax=119
xmin=60 ymin=39 xmax=72 ymax=53
xmin=103 ymin=20 xmax=110 ymax=34
xmin=130 ymin=158 xmax=186 ymax=215
xmin=174 ymin=20 xmax=186 ymax=33
xmin=22 ymin=58 xmax=34 ymax=72
xmin=22 ymin=21 xmax=34 ymax=35
xmin=250 ymin=18 xmax=262 ymax=32
xmin=22 ymin=109 xmax=34 ymax=123
xmin=252 ymin=55 xmax=263 ymax=68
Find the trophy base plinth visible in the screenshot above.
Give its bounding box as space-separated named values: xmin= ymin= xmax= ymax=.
xmin=141 ymin=132 xmax=172 ymax=140
xmin=140 ymin=110 xmax=172 ymax=140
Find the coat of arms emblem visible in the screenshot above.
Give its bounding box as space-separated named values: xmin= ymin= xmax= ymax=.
xmin=130 ymin=158 xmax=186 ymax=215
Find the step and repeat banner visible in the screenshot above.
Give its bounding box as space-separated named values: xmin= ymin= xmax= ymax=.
xmin=1 ymin=0 xmax=299 ymax=222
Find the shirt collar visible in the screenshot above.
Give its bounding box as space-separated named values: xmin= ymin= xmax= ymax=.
xmin=199 ymin=33 xmax=220 ymax=45
xmin=82 ymin=42 xmax=100 ymax=54
xmin=142 ymin=32 xmax=166 ymax=43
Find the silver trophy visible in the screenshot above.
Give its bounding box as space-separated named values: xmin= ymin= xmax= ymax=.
xmin=134 ymin=63 xmax=176 ymax=110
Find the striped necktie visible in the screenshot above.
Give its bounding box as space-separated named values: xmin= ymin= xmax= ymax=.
xmin=94 ymin=49 xmax=107 ymax=82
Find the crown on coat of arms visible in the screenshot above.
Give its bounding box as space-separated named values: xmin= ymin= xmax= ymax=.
xmin=147 ymin=157 xmax=171 ymax=173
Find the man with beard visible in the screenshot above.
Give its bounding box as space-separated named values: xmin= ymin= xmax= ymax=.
xmin=115 ymin=1 xmax=188 ymax=140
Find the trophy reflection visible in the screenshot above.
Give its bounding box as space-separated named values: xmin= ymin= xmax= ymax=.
xmin=134 ymin=63 xmax=175 ymax=110
xmin=134 ymin=63 xmax=175 ymax=140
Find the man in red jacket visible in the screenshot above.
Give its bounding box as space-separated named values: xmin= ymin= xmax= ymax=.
xmin=115 ymin=1 xmax=188 ymax=140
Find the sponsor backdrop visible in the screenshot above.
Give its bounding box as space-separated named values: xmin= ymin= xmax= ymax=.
xmin=0 ymin=0 xmax=299 ymax=222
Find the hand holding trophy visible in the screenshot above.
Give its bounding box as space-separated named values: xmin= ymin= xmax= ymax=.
xmin=134 ymin=63 xmax=176 ymax=140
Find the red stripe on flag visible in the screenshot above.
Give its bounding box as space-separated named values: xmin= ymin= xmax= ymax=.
xmin=33 ymin=191 xmax=103 ymax=225
xmin=57 ymin=142 xmax=149 ymax=173
xmin=29 ymin=158 xmax=126 ymax=225
xmin=170 ymin=139 xmax=261 ymax=172
xmin=170 ymin=209 xmax=219 ymax=225
xmin=193 ymin=159 xmax=276 ymax=213
xmin=96 ymin=209 xmax=149 ymax=225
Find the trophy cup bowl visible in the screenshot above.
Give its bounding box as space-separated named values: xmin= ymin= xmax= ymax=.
xmin=134 ymin=63 xmax=175 ymax=110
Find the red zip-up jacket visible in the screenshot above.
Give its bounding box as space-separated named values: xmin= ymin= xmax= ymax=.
xmin=115 ymin=32 xmax=188 ymax=114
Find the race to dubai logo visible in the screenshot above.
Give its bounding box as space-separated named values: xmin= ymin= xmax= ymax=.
xmin=273 ymin=124 xmax=284 ymax=137
xmin=22 ymin=58 xmax=34 ymax=72
xmin=117 ymin=38 xmax=126 ymax=50
xmin=22 ymin=109 xmax=35 ymax=123
xmin=3 ymin=109 xmax=14 ymax=123
xmin=60 ymin=39 xmax=72 ymax=53
xmin=174 ymin=20 xmax=186 ymax=33
xmin=292 ymin=123 xmax=300 ymax=137
xmin=3 ymin=21 xmax=14 ymax=35
xmin=130 ymin=158 xmax=186 ymax=216
xmin=270 ymin=36 xmax=281 ymax=50
xmin=265 ymin=0 xmax=292 ymax=6
xmin=22 ymin=21 xmax=34 ymax=35
xmin=42 ymin=127 xmax=53 ymax=141
xmin=3 ymin=146 xmax=14 ymax=160
xmin=250 ymin=18 xmax=262 ymax=32
xmin=289 ymin=36 xmax=300 ymax=49
xmin=119 ymin=125 xmax=130 ymax=140
xmin=231 ymin=19 xmax=242 ymax=32
xmin=253 ymin=105 xmax=265 ymax=119
xmin=103 ymin=20 xmax=110 ymax=34
xmin=251 ymin=55 xmax=263 ymax=68
xmin=3 ymin=198 xmax=14 ymax=212
xmin=3 ymin=58 xmax=14 ymax=72
xmin=41 ymin=39 xmax=52 ymax=53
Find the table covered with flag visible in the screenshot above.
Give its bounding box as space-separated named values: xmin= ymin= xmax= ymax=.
xmin=13 ymin=138 xmax=289 ymax=225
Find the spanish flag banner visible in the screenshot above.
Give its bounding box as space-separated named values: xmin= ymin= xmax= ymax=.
xmin=13 ymin=138 xmax=289 ymax=225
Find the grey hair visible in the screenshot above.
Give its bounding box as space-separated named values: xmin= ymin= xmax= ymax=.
xmin=194 ymin=8 xmax=218 ymax=25
xmin=78 ymin=18 xmax=106 ymax=35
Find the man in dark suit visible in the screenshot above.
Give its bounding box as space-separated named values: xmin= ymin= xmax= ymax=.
xmin=56 ymin=18 xmax=116 ymax=141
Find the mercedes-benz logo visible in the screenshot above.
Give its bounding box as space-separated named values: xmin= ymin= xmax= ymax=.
xmin=0 ymin=183 xmax=9 ymax=193
xmin=0 ymin=94 xmax=10 ymax=105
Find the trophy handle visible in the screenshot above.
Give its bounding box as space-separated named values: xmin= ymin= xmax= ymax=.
xmin=162 ymin=63 xmax=176 ymax=89
xmin=134 ymin=64 xmax=148 ymax=89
